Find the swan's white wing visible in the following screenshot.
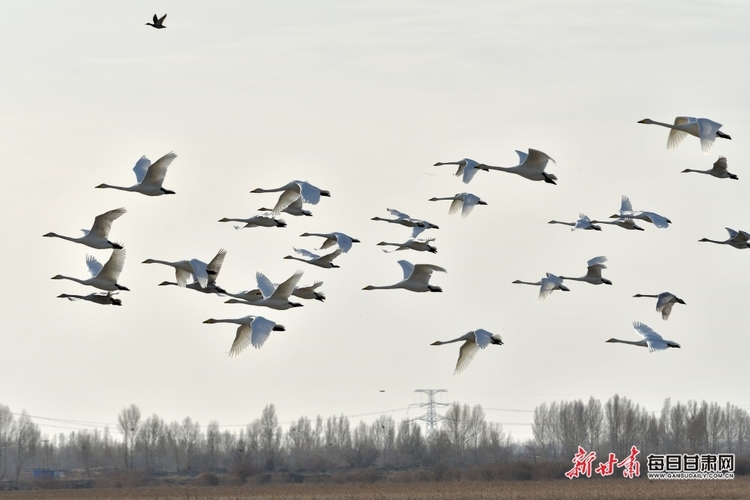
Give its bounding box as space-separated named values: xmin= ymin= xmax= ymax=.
xmin=273 ymin=189 xmax=302 ymax=215
xmin=515 ymin=150 xmax=529 ymax=165
xmin=141 ymin=152 xmax=176 ymax=188
xmin=255 ymin=272 xmax=277 ymax=298
xmin=319 ymin=248 xmax=342 ymax=264
xmin=573 ymin=214 xmax=593 ymax=230
xmin=587 ymin=256 xmax=608 ymax=268
xmin=697 ymin=118 xmax=722 ymax=154
xmin=409 ymin=263 xmax=446 ymax=284
xmin=397 ymin=260 xmax=415 ymax=280
xmin=271 ymin=270 xmax=303 ymax=300
xmin=206 ymin=249 xmax=227 ymax=284
xmin=632 ymin=321 xmax=668 ymax=351
xmin=188 ymin=259 xmax=209 ymax=288
xmin=454 ymin=340 xmax=480 ymax=375
xmin=293 ymin=247 xmax=320 ymax=259
xmin=525 ymin=149 xmax=554 ymax=170
xmin=667 ymin=117 xmax=693 ymax=150
xmin=175 ymin=268 xmax=192 ymax=288
xmin=461 ymin=193 xmax=481 ymax=218
xmin=90 ymin=208 xmax=126 ymax=238
xmin=333 ymin=232 xmax=355 ymax=253
xmin=461 ymin=159 xmax=480 ymax=183
xmin=473 ymin=329 xmax=494 ymax=349
xmin=448 ymin=198 xmax=463 ymax=216
xmin=713 ymin=156 xmax=728 ymax=172
xmin=249 ymin=316 xmax=276 ymax=349
xmin=86 ymin=254 xmax=103 ymax=277
xmin=229 ymin=324 xmax=253 ymax=357
xmin=298 ymin=181 xmax=323 ymax=205
xmin=411 ymin=225 xmax=427 ymax=238
xmin=387 ymin=208 xmax=411 ymax=220
xmin=660 ymin=301 xmax=675 ymax=320
xmin=619 ymin=195 xmax=633 ymax=214
xmin=132 ymin=156 xmax=151 ymax=183
xmin=98 ymin=249 xmax=126 ymax=282
xmin=641 ymin=211 xmax=670 ymax=228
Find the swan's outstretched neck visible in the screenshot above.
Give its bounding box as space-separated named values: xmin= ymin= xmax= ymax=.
xmin=633 ymin=294 xmax=658 ymax=298
xmin=95 ymin=183 xmax=132 ymax=192
xmin=681 ymin=169 xmax=706 ymax=174
xmin=606 ymin=338 xmax=644 ymax=346
xmin=698 ymin=238 xmax=723 ymax=244
xmin=637 ymin=118 xmax=674 ymax=128
xmin=512 ymin=279 xmax=540 ymax=286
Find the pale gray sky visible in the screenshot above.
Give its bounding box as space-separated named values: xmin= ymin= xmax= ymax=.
xmin=3 ymin=1 xmax=750 ymax=442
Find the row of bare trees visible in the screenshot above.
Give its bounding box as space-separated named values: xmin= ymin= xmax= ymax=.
xmin=529 ymin=395 xmax=750 ymax=461
xmin=3 ymin=395 xmax=746 ymax=479
xmin=0 ymin=405 xmax=41 ymax=481
xmin=0 ymin=402 xmax=512 ymax=478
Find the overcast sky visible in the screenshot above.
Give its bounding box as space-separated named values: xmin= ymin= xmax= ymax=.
xmin=3 ymin=1 xmax=749 ymax=443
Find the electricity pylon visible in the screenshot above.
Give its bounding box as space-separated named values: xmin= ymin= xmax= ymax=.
xmin=413 ymin=389 xmax=448 ymax=437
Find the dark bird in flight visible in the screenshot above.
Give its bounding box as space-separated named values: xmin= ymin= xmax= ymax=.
xmin=146 ymin=13 xmax=167 ymax=29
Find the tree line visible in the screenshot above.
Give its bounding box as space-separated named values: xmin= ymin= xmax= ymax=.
xmin=0 ymin=395 xmax=747 ymax=481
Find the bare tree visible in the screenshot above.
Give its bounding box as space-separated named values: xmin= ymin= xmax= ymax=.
xmin=13 ymin=411 xmax=40 ymax=481
xmin=138 ymin=414 xmax=166 ymax=472
xmin=205 ymin=420 xmax=220 ymax=472
xmin=585 ymin=397 xmax=603 ymax=453
xmin=370 ymin=415 xmax=395 ymax=466
xmin=165 ymin=421 xmax=182 ymax=472
xmin=179 ymin=417 xmax=201 ymax=473
xmin=117 ymin=404 xmax=141 ymax=471
xmin=259 ymin=405 xmax=283 ymax=471
xmin=347 ymin=421 xmax=378 ymax=468
xmin=394 ymin=419 xmax=424 ymax=467
xmin=0 ymin=405 xmax=13 ymax=479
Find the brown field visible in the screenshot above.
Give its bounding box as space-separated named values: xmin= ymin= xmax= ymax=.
xmin=1 ymin=478 xmax=749 ymax=500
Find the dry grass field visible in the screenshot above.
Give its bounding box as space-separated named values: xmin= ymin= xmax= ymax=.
xmin=1 ymin=478 xmax=749 ymax=500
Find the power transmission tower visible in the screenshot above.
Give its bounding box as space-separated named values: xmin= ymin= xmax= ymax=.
xmin=413 ymin=389 xmax=448 ymax=437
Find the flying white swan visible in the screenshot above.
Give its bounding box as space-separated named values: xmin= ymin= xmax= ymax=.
xmin=142 ymin=248 xmax=226 ymax=288
xmin=433 ymin=158 xmax=482 ymax=184
xmin=96 ymin=152 xmax=177 ymax=196
xmin=682 ymin=156 xmax=738 ymax=180
xmin=363 ymin=260 xmax=446 ymax=292
xmin=428 ymin=193 xmax=487 ymax=218
xmin=589 ymin=217 xmax=644 ymax=231
xmin=57 ymin=291 xmax=122 ymax=306
xmin=512 ymin=273 xmax=569 ymax=301
xmin=156 ymin=249 xmax=228 ymax=294
xmin=559 ymin=256 xmax=612 ymax=285
xmin=371 ymin=208 xmax=439 ymax=238
xmin=259 ymin=197 xmax=312 ymax=217
xmin=225 ymin=271 xmax=304 ymax=310
xmin=283 ymin=247 xmax=343 ymax=269
xmin=203 ymin=315 xmax=285 ymax=357
xmin=226 ymin=273 xmax=325 ymax=304
xmin=146 ymin=13 xmax=167 ymax=28
xmin=43 ymin=208 xmax=126 ymax=250
xmin=548 ymin=214 xmax=601 ymax=231
xmin=250 ymin=180 xmax=330 ymax=215
xmin=291 ymin=281 xmax=326 ymax=302
xmin=606 ymin=321 xmax=680 ymax=351
xmin=218 ymin=215 xmax=287 ymax=229
xmin=633 ymin=292 xmax=685 ymax=320
xmin=51 ymin=249 xmax=129 ymax=292
xmin=610 ymin=195 xmax=671 ymax=228
xmin=638 ymin=117 xmax=731 ymax=154
xmin=158 ymin=280 xmax=227 ymax=295
xmin=699 ymin=228 xmax=750 ymax=249
xmin=475 ymin=149 xmax=557 ymax=184
xmin=431 ymin=329 xmax=503 ymax=375
xmin=299 ymin=232 xmax=360 ymax=253
xmin=377 ymin=238 xmax=437 ymax=254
